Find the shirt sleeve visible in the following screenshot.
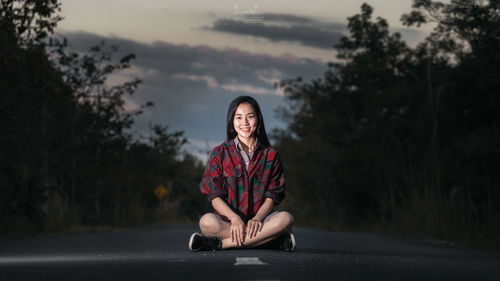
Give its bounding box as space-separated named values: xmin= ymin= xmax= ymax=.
xmin=264 ymin=151 xmax=285 ymax=205
xmin=199 ymin=148 xmax=228 ymax=202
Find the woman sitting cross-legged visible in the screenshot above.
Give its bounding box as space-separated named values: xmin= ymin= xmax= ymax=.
xmin=188 ymin=96 xmax=295 ymax=252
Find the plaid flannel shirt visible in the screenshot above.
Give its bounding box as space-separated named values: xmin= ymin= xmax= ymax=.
xmin=200 ymin=139 xmax=285 ymax=222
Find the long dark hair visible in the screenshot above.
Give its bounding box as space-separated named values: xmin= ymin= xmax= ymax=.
xmin=226 ymin=96 xmax=270 ymax=146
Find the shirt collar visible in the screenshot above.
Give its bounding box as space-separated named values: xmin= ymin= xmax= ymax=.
xmin=234 ymin=136 xmax=259 ymax=153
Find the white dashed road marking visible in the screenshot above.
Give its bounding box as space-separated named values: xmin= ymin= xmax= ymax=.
xmin=241 ymin=279 xmax=280 ymax=281
xmin=234 ymin=257 xmax=267 ymax=265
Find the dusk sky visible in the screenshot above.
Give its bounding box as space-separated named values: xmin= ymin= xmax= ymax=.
xmin=56 ymin=0 xmax=431 ymax=161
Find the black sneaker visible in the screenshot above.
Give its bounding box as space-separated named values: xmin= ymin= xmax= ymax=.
xmin=274 ymin=232 xmax=296 ymax=252
xmin=188 ymin=232 xmax=222 ymax=252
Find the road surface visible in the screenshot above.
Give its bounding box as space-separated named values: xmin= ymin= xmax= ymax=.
xmin=1 ymin=225 xmax=499 ymax=280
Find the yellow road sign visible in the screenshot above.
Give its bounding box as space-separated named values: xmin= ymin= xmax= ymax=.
xmin=154 ymin=184 xmax=168 ymax=201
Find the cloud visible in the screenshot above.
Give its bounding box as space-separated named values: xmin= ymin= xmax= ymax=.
xmin=220 ymin=83 xmax=275 ymax=95
xmin=58 ymin=31 xmax=327 ymax=156
xmin=206 ymin=13 xmax=346 ymax=50
xmin=172 ymin=74 xmax=219 ymax=88
xmin=205 ymin=12 xmax=426 ymax=50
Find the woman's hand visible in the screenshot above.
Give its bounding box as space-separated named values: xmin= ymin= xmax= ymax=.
xmin=229 ymin=216 xmax=245 ymax=247
xmin=246 ymin=218 xmax=263 ymax=239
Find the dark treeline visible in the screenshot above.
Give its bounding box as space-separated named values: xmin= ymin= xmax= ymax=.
xmin=2 ymin=0 xmax=499 ymax=248
xmin=274 ymin=0 xmax=500 ymax=247
xmin=0 ymin=0 xmax=208 ymax=236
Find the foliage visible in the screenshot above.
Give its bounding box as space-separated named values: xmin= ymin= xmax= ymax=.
xmin=0 ymin=0 xmax=207 ymax=236
xmin=0 ymin=0 xmax=62 ymax=46
xmin=275 ymin=1 xmax=500 ymax=247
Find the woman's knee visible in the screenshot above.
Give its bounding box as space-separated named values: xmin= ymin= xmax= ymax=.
xmin=199 ymin=213 xmax=223 ymax=235
xmin=272 ymin=211 xmax=295 ymax=232
xmin=281 ymin=211 xmax=295 ymax=229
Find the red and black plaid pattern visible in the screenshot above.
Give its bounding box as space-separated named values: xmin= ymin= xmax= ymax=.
xmin=200 ymin=139 xmax=285 ymax=222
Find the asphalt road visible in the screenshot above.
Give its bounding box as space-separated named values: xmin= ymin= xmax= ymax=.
xmin=0 ymin=225 xmax=499 ymax=281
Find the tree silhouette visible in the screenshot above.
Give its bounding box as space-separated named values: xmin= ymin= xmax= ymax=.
xmin=1 ymin=0 xmax=207 ymax=235
xmin=275 ymin=1 xmax=500 ymax=247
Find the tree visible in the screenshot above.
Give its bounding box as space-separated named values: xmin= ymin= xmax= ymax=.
xmin=402 ymin=0 xmax=500 ymax=238
xmin=1 ymin=0 xmax=205 ymax=235
xmin=1 ymin=0 xmax=70 ymax=232
xmin=0 ymin=0 xmax=62 ymax=46
xmin=275 ymin=1 xmax=500 ymax=246
xmin=275 ymin=3 xmax=413 ymax=224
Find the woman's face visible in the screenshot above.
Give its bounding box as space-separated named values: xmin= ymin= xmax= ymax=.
xmin=233 ymin=102 xmax=257 ymax=139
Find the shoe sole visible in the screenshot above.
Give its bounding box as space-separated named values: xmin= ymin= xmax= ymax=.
xmin=289 ymin=233 xmax=296 ymax=251
xmin=188 ymin=232 xmax=201 ymax=251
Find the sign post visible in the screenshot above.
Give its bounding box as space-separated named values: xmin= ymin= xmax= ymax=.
xmin=154 ymin=184 xmax=169 ymax=208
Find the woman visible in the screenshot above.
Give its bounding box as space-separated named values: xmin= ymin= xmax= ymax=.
xmin=188 ymin=96 xmax=295 ymax=251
